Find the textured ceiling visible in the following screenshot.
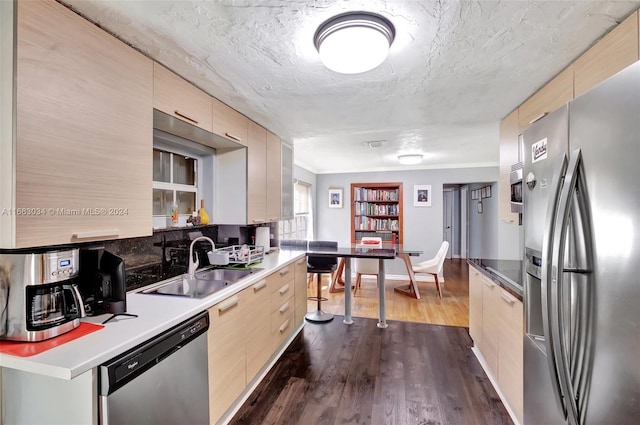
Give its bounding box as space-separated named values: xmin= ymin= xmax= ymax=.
xmin=62 ymin=0 xmax=640 ymax=174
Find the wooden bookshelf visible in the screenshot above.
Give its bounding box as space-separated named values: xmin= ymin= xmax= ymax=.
xmin=351 ymin=182 xmax=403 ymax=245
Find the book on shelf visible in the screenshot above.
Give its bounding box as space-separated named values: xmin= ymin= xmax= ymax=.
xmin=354 ymin=216 xmax=399 ymax=231
xmin=353 ymin=187 xmax=399 ymax=202
xmin=354 ymin=230 xmax=397 ymax=242
xmin=354 ymin=202 xmax=399 ymax=216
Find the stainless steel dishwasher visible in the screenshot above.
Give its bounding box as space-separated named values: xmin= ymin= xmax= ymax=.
xmin=99 ymin=311 xmax=210 ymax=425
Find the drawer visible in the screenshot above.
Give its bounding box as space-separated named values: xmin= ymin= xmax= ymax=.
xmin=208 ymin=288 xmax=249 ymax=344
xmin=271 ymin=281 xmax=293 ymax=312
xmin=267 ymin=263 xmax=294 ymax=292
xmin=271 ymin=310 xmax=294 ymax=339
xmin=271 ymin=296 xmax=294 ymax=331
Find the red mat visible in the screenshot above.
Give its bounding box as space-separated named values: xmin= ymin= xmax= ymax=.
xmin=0 ymin=322 xmax=104 ymax=357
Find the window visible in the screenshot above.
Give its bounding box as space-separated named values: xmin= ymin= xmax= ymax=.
xmin=279 ymin=180 xmax=312 ymax=240
xmin=152 ymin=148 xmax=198 ymax=217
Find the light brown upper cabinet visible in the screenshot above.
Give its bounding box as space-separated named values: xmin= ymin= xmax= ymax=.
xmin=212 ymin=97 xmax=249 ymax=147
xmin=153 ymin=62 xmax=213 ymax=132
xmin=266 ymin=131 xmax=282 ymax=222
xmin=498 ymin=109 xmax=520 ymax=224
xmin=12 ymin=0 xmax=152 ymax=248
xmin=573 ymin=11 xmax=639 ymax=98
xmin=247 ymin=121 xmax=268 ymax=224
xmin=518 ymin=66 xmax=574 ymax=130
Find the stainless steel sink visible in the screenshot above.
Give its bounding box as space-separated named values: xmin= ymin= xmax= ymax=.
xmin=142 ymin=267 xmax=263 ymax=299
xmin=195 ymin=268 xmax=261 ymax=282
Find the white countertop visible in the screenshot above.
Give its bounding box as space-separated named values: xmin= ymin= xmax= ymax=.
xmin=0 ymin=250 xmax=305 ymax=380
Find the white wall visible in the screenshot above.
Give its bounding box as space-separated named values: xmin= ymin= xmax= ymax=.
xmin=468 ymin=182 xmax=522 ymax=260
xmin=315 ymin=167 xmax=502 ymax=275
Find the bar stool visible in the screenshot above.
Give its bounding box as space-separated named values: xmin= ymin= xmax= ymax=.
xmin=305 ymin=240 xmax=338 ymax=323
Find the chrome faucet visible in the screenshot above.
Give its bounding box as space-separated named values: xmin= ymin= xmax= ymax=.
xmin=188 ymin=236 xmax=215 ymax=279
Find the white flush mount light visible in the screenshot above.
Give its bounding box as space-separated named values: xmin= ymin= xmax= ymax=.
xmin=398 ymin=154 xmax=423 ymax=165
xmin=314 ymin=12 xmax=395 ymax=74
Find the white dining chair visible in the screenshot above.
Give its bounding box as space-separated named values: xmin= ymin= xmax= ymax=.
xmin=411 ymin=241 xmax=449 ymax=298
xmin=353 ymin=236 xmax=383 ymax=295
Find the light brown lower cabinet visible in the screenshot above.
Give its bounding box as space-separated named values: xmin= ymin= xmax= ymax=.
xmin=208 ymin=290 xmax=249 ymax=424
xmin=468 ymin=265 xmax=523 ymax=424
xmin=208 ymin=260 xmax=304 ymax=424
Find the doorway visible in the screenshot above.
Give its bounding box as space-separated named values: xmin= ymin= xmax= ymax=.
xmin=443 ymin=188 xmax=454 ymax=259
xmin=443 ymin=184 xmax=469 ymax=259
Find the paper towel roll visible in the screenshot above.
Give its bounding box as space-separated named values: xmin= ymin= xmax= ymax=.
xmin=255 ymin=227 xmax=270 ymax=253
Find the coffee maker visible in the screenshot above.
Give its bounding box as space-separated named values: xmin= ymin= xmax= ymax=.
xmin=77 ymin=247 xmax=135 ymax=323
xmin=0 ymin=248 xmax=86 ymax=342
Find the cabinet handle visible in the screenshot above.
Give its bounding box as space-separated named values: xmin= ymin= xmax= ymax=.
xmin=279 ymin=284 xmax=290 ymax=295
xmin=279 ymin=268 xmax=290 ymax=277
xmin=224 ymin=132 xmax=242 ymax=142
xmin=252 ymin=219 xmax=266 ymax=223
xmin=279 ymin=319 xmax=291 ymax=333
xmin=268 ymin=217 xmax=279 ymax=221
xmin=73 ymin=229 xmax=119 ymax=240
xmin=174 ymin=110 xmax=198 ymax=124
xmin=529 ymin=112 xmax=548 ymax=125
xmin=253 ymin=280 xmax=267 ymax=292
xmin=482 ymin=279 xmax=495 ymax=288
xmin=296 ymin=259 xmax=306 ymax=266
xmin=217 ymin=296 xmax=240 ymax=313
xmin=279 ymin=302 xmax=290 ymax=314
xmin=500 ymin=291 xmax=516 ymax=305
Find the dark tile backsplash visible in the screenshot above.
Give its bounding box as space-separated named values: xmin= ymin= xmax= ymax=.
xmin=100 ymin=225 xmax=218 ymax=291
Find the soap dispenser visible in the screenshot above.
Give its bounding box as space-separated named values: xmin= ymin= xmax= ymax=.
xmin=198 ymin=199 xmax=210 ymax=225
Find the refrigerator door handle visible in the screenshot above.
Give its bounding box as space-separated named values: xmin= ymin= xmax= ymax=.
xmin=541 ymin=152 xmax=569 ymax=419
xmin=549 ymin=149 xmax=593 ymax=424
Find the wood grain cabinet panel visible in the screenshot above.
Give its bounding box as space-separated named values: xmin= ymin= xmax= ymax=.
xmin=247 ymin=121 xmax=267 ymax=224
xmin=518 ymin=66 xmax=574 ymax=129
xmin=497 ymin=287 xmax=524 ymax=424
xmin=266 ymin=131 xmax=282 ymax=222
xmin=481 ymin=276 xmax=500 ymax=376
xmin=208 ymin=290 xmax=249 ymax=424
xmin=15 ymin=0 xmax=152 ymax=248
xmin=468 ymin=266 xmax=483 ymax=350
xmin=153 ymin=62 xmax=213 ymax=132
xmin=573 ymin=11 xmax=639 ymax=98
xmin=498 ymin=109 xmax=521 ymax=225
xmin=211 ymin=97 xmax=249 ymax=146
xmin=245 ymin=278 xmax=272 ymax=384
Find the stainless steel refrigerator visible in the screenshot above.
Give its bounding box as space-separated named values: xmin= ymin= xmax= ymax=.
xmin=523 ymin=61 xmax=639 ymax=425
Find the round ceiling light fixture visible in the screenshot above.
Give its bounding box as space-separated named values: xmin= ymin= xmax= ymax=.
xmin=398 ymin=154 xmax=423 ymax=165
xmin=314 ymin=12 xmax=395 ymax=74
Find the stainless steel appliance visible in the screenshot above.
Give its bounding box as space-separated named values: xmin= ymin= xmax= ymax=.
xmin=0 ymin=248 xmax=85 ymax=341
xmin=99 ymin=311 xmax=210 ymax=425
xmin=510 ymin=162 xmax=523 ymax=213
xmin=523 ymin=62 xmax=639 ymax=424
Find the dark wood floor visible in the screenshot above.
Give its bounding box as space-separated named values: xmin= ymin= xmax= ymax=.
xmin=229 ymin=317 xmax=513 ymax=425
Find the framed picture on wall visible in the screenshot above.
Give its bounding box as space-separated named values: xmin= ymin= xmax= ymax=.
xmin=471 ymin=190 xmax=477 ymax=200
xmin=328 ymin=188 xmax=343 ymax=208
xmin=485 ymin=185 xmax=492 ymax=198
xmin=481 ymin=187 xmax=487 ymax=198
xmin=413 ymin=185 xmax=432 ymax=207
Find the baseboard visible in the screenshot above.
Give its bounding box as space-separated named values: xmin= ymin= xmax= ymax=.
xmin=471 ymin=346 xmax=521 ymax=425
